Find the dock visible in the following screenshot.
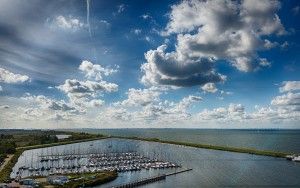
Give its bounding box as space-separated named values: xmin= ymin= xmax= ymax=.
xmin=111 ymin=168 xmax=192 ymax=188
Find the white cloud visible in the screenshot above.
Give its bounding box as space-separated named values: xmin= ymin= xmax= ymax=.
xmin=109 ymin=94 xmax=202 ymax=124
xmin=220 ymin=90 xmax=233 ymax=95
xmin=0 ymin=85 xmax=2 ymax=92
xmin=57 ymin=61 xmax=118 ymax=110
xmin=115 ymin=88 xmax=161 ymax=107
xmin=141 ymin=0 xmax=285 ymax=88
xmin=99 ymin=20 xmax=111 ymax=27
xmin=99 ymin=107 xmax=132 ymax=121
xmin=271 ymin=92 xmax=300 ymax=109
xmin=21 ymin=94 xmax=78 ymax=113
xmin=145 ymin=36 xmax=152 ymax=42
xmin=49 ymin=15 xmax=85 ymax=31
xmin=117 ymin=4 xmax=126 ymax=14
xmin=141 ymin=44 xmax=226 ymax=87
xmin=0 ymin=68 xmax=30 ymax=84
xmin=197 ymin=103 xmax=246 ymax=122
xmin=2 ymin=81 xmax=300 ymax=128
xmin=264 ymin=39 xmax=278 ymax=49
xmin=195 ymin=82 xmax=300 ymax=125
xmin=0 ymin=94 xmax=82 ymax=124
xmin=201 ymin=83 xmax=218 ymax=93
xmin=132 ymin=29 xmax=142 ymax=35
xmin=79 ymin=60 xmax=118 ymax=81
xmin=171 ymin=95 xmax=202 ymax=113
xmin=279 ymin=81 xmax=300 ymax=93
xmin=57 ymin=79 xmax=118 ymax=98
xmin=141 ymin=14 xmax=151 ymax=19
xmin=258 ymin=58 xmax=271 ymax=68
xmin=0 ymin=105 xmax=9 ymax=109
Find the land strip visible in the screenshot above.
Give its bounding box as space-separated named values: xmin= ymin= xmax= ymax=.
xmin=0 ymin=155 xmax=14 ymax=172
xmin=112 ymin=136 xmax=291 ymax=158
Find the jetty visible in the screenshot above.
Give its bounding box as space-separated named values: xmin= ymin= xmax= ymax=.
xmin=111 ymin=168 xmax=192 ymax=188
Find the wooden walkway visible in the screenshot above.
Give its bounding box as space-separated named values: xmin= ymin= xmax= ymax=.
xmin=111 ymin=168 xmax=192 ymax=188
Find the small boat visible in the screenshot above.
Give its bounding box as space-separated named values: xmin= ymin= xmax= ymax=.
xmin=292 ymin=156 xmax=300 ymax=162
xmin=286 ymin=154 xmax=300 ymax=162
xmin=286 ymin=155 xmax=296 ymax=161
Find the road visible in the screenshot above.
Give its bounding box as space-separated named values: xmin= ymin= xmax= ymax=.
xmin=0 ymin=154 xmax=14 ymax=172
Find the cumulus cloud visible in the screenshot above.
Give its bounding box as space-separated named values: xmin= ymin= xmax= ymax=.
xmin=141 ymin=0 xmax=285 ymax=88
xmin=141 ymin=45 xmax=226 ymax=87
xmin=0 ymin=68 xmax=30 ymax=84
xmin=132 ymin=29 xmax=142 ymax=35
xmin=140 ymin=95 xmax=202 ymax=122
xmin=198 ymin=103 xmax=246 ymax=122
xmin=118 ymin=4 xmax=126 ymax=13
xmin=271 ymin=92 xmax=300 ymax=111
xmin=79 ymin=60 xmax=118 ymax=81
xmin=0 ymin=105 xmax=9 ymax=109
xmin=99 ymin=20 xmax=111 ymax=27
xmin=279 ymin=81 xmax=300 ymax=93
xmin=21 ymin=94 xmax=78 ymax=112
xmin=1 ymin=94 xmax=82 ymax=124
xmin=109 ymin=93 xmax=202 ymax=124
xmin=196 ymin=85 xmax=300 ymax=124
xmin=57 ymin=61 xmax=118 ymax=109
xmin=201 ymin=83 xmax=218 ymax=93
xmin=48 ymin=15 xmax=85 ymax=31
xmin=113 ymin=4 xmax=126 ymax=15
xmin=57 ymin=79 xmax=118 ymax=98
xmin=141 ymin=14 xmax=151 ymax=20
xmin=164 ymin=0 xmax=285 ymax=36
xmin=175 ymin=95 xmax=202 ymax=110
xmin=251 ymin=106 xmax=300 ymax=123
xmin=115 ymin=88 xmax=161 ymax=107
xmin=99 ymin=107 xmax=132 ymax=121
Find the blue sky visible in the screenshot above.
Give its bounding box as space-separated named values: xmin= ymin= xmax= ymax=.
xmin=0 ymin=0 xmax=300 ymax=129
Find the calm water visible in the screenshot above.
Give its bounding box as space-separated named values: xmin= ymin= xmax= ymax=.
xmin=12 ymin=138 xmax=300 ymax=187
xmin=72 ymin=129 xmax=300 ymax=153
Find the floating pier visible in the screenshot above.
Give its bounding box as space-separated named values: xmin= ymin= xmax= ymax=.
xmin=111 ymin=168 xmax=192 ymax=188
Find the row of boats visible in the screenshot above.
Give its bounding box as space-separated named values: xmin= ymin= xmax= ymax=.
xmin=16 ymin=152 xmax=181 ymax=178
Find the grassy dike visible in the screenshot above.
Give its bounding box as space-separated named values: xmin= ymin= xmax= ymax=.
xmin=112 ymin=136 xmax=291 ymax=158
xmin=0 ymin=136 xmax=109 ymax=182
xmin=60 ymin=171 xmax=117 ymax=188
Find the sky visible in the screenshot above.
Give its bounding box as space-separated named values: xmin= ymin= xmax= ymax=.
xmin=0 ymin=0 xmax=300 ymax=129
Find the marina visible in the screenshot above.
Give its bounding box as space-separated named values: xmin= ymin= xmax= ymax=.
xmin=10 ymin=138 xmax=300 ymax=187
xmin=15 ymin=151 xmax=180 ymax=179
